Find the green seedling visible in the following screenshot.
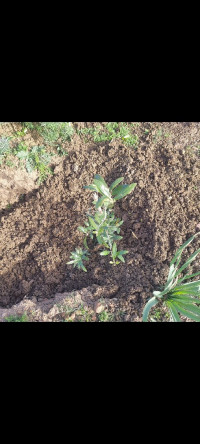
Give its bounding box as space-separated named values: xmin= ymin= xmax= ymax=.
xmin=67 ymin=247 xmax=90 ymax=272
xmin=68 ymin=175 xmax=136 ymax=271
xmin=84 ymin=174 xmax=136 ymax=209
xmin=143 ymin=233 xmax=200 ymax=322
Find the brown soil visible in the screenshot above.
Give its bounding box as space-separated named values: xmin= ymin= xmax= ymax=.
xmin=0 ymin=122 xmax=200 ymax=321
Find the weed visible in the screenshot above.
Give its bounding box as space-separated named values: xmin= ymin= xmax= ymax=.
xmin=0 ymin=137 xmax=11 ymax=164
xmin=22 ymin=122 xmax=74 ymax=145
xmin=67 ymin=247 xmax=90 ymax=272
xmin=67 ymin=174 xmax=136 ymax=271
xmin=56 ymin=145 xmax=68 ymax=156
xmin=143 ymin=233 xmax=200 ymax=322
xmin=5 ymin=313 xmax=29 ymax=322
xmin=14 ymin=143 xmax=54 ymax=184
xmin=98 ymin=310 xmax=114 ymax=322
xmin=77 ymin=123 xmax=138 ymax=147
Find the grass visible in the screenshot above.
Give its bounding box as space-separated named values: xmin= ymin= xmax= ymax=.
xmin=0 ymin=123 xmax=71 ymax=185
xmin=98 ymin=310 xmax=114 ymax=322
xmin=5 ymin=313 xmax=29 ymax=322
xmin=77 ymin=122 xmax=139 ymax=147
xmin=14 ymin=143 xmax=54 ymax=184
xmin=22 ymin=122 xmax=74 ymax=145
xmin=143 ymin=233 xmax=200 ymax=322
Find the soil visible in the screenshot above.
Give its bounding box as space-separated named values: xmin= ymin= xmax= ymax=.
xmin=0 ymin=122 xmax=200 ymax=321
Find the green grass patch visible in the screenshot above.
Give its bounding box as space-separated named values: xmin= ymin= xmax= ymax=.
xmin=5 ymin=313 xmax=29 ymax=322
xmin=77 ymin=122 xmax=139 ymax=147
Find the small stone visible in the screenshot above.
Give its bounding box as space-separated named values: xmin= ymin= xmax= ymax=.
xmin=94 ymin=302 xmax=106 ymax=314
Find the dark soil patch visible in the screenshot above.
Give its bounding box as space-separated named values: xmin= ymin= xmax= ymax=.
xmin=0 ymin=122 xmax=200 ymax=321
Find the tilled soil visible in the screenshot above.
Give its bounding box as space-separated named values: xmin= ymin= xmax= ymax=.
xmin=0 ymin=122 xmax=200 ymax=321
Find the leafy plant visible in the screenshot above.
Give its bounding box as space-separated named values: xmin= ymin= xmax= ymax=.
xmin=5 ymin=313 xmax=29 ymax=322
xmin=22 ymin=122 xmax=74 ymax=145
xmin=67 ymin=175 xmax=136 ymax=271
xmin=0 ymin=137 xmax=11 ymax=164
xmin=67 ymin=247 xmax=90 ymax=272
xmin=98 ymin=310 xmax=114 ymax=322
xmin=14 ymin=143 xmax=54 ymax=183
xmin=143 ymin=233 xmax=200 ymax=322
xmin=77 ymin=123 xmax=139 ymax=147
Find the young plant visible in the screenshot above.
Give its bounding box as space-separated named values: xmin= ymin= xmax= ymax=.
xmin=143 ymin=233 xmax=200 ymax=322
xmin=67 ymin=175 xmax=136 ymax=271
xmin=0 ymin=137 xmax=11 ymax=164
xmin=15 ymin=144 xmax=54 ymax=183
xmin=67 ymin=247 xmax=90 ymax=272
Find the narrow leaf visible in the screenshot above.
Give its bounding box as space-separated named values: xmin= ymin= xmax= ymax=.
xmin=110 ymin=177 xmax=124 ymax=191
xmin=117 ymin=255 xmax=125 ymax=263
xmin=177 ymin=271 xmax=200 ymax=285
xmin=113 ymin=183 xmax=137 ymax=200
xmin=95 ymin=196 xmax=107 ymax=209
xmin=167 ymin=302 xmax=181 ymax=322
xmin=143 ymin=296 xmax=159 ymax=322
xmin=99 ymin=250 xmax=110 ymax=256
xmin=94 ymin=174 xmax=108 ymax=187
xmin=174 ymin=249 xmax=200 ymax=278
xmin=112 ymin=242 xmax=117 ymax=259
xmin=170 ymin=233 xmax=199 ymax=267
xmin=176 ymin=302 xmax=200 ymax=316
xmin=88 ymin=216 xmax=98 ymax=230
xmin=173 ymin=302 xmax=200 ymax=321
xmin=93 ymin=179 xmax=111 ymax=197
xmin=84 ymin=185 xmax=99 ymax=192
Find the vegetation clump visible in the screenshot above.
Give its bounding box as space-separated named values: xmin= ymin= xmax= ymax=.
xmin=67 ymin=174 xmax=137 ymax=271
xmin=143 ymin=233 xmax=200 ymax=322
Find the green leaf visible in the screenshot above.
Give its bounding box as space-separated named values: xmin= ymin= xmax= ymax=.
xmin=94 ymin=174 xmax=108 ymax=187
xmin=167 ymin=302 xmax=181 ymax=322
xmin=78 ymin=226 xmax=88 ymax=233
xmin=118 ymin=250 xmax=129 ymax=256
xmin=172 ymin=302 xmax=200 ymax=321
xmin=88 ymin=217 xmax=98 ymax=230
xmin=83 ymin=185 xmax=99 ymax=192
xmin=117 ymin=255 xmax=125 ymax=262
xmin=142 ymin=296 xmax=159 ymax=322
xmin=16 ymin=150 xmax=28 ymax=159
xmin=112 ymin=242 xmax=117 ymax=259
xmin=177 ymin=302 xmax=200 ymax=316
xmin=93 ymin=179 xmax=111 ymax=198
xmin=83 ymin=237 xmax=88 ymax=249
xmin=177 ymin=271 xmax=200 ymax=285
xmin=168 ymin=295 xmax=200 ymax=306
xmin=172 ymin=280 xmax=200 ymax=293
xmin=174 ymin=249 xmax=200 ymax=278
xmin=110 ymin=177 xmax=124 ymax=191
xmin=166 ymin=263 xmax=176 ymax=287
xmin=99 ymin=250 xmax=110 ymax=256
xmin=97 ymin=234 xmax=103 ymax=245
xmin=170 ymin=233 xmax=199 ymax=268
xmin=95 ymin=196 xmax=107 ymax=209
xmin=113 ymin=183 xmax=137 ymax=200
